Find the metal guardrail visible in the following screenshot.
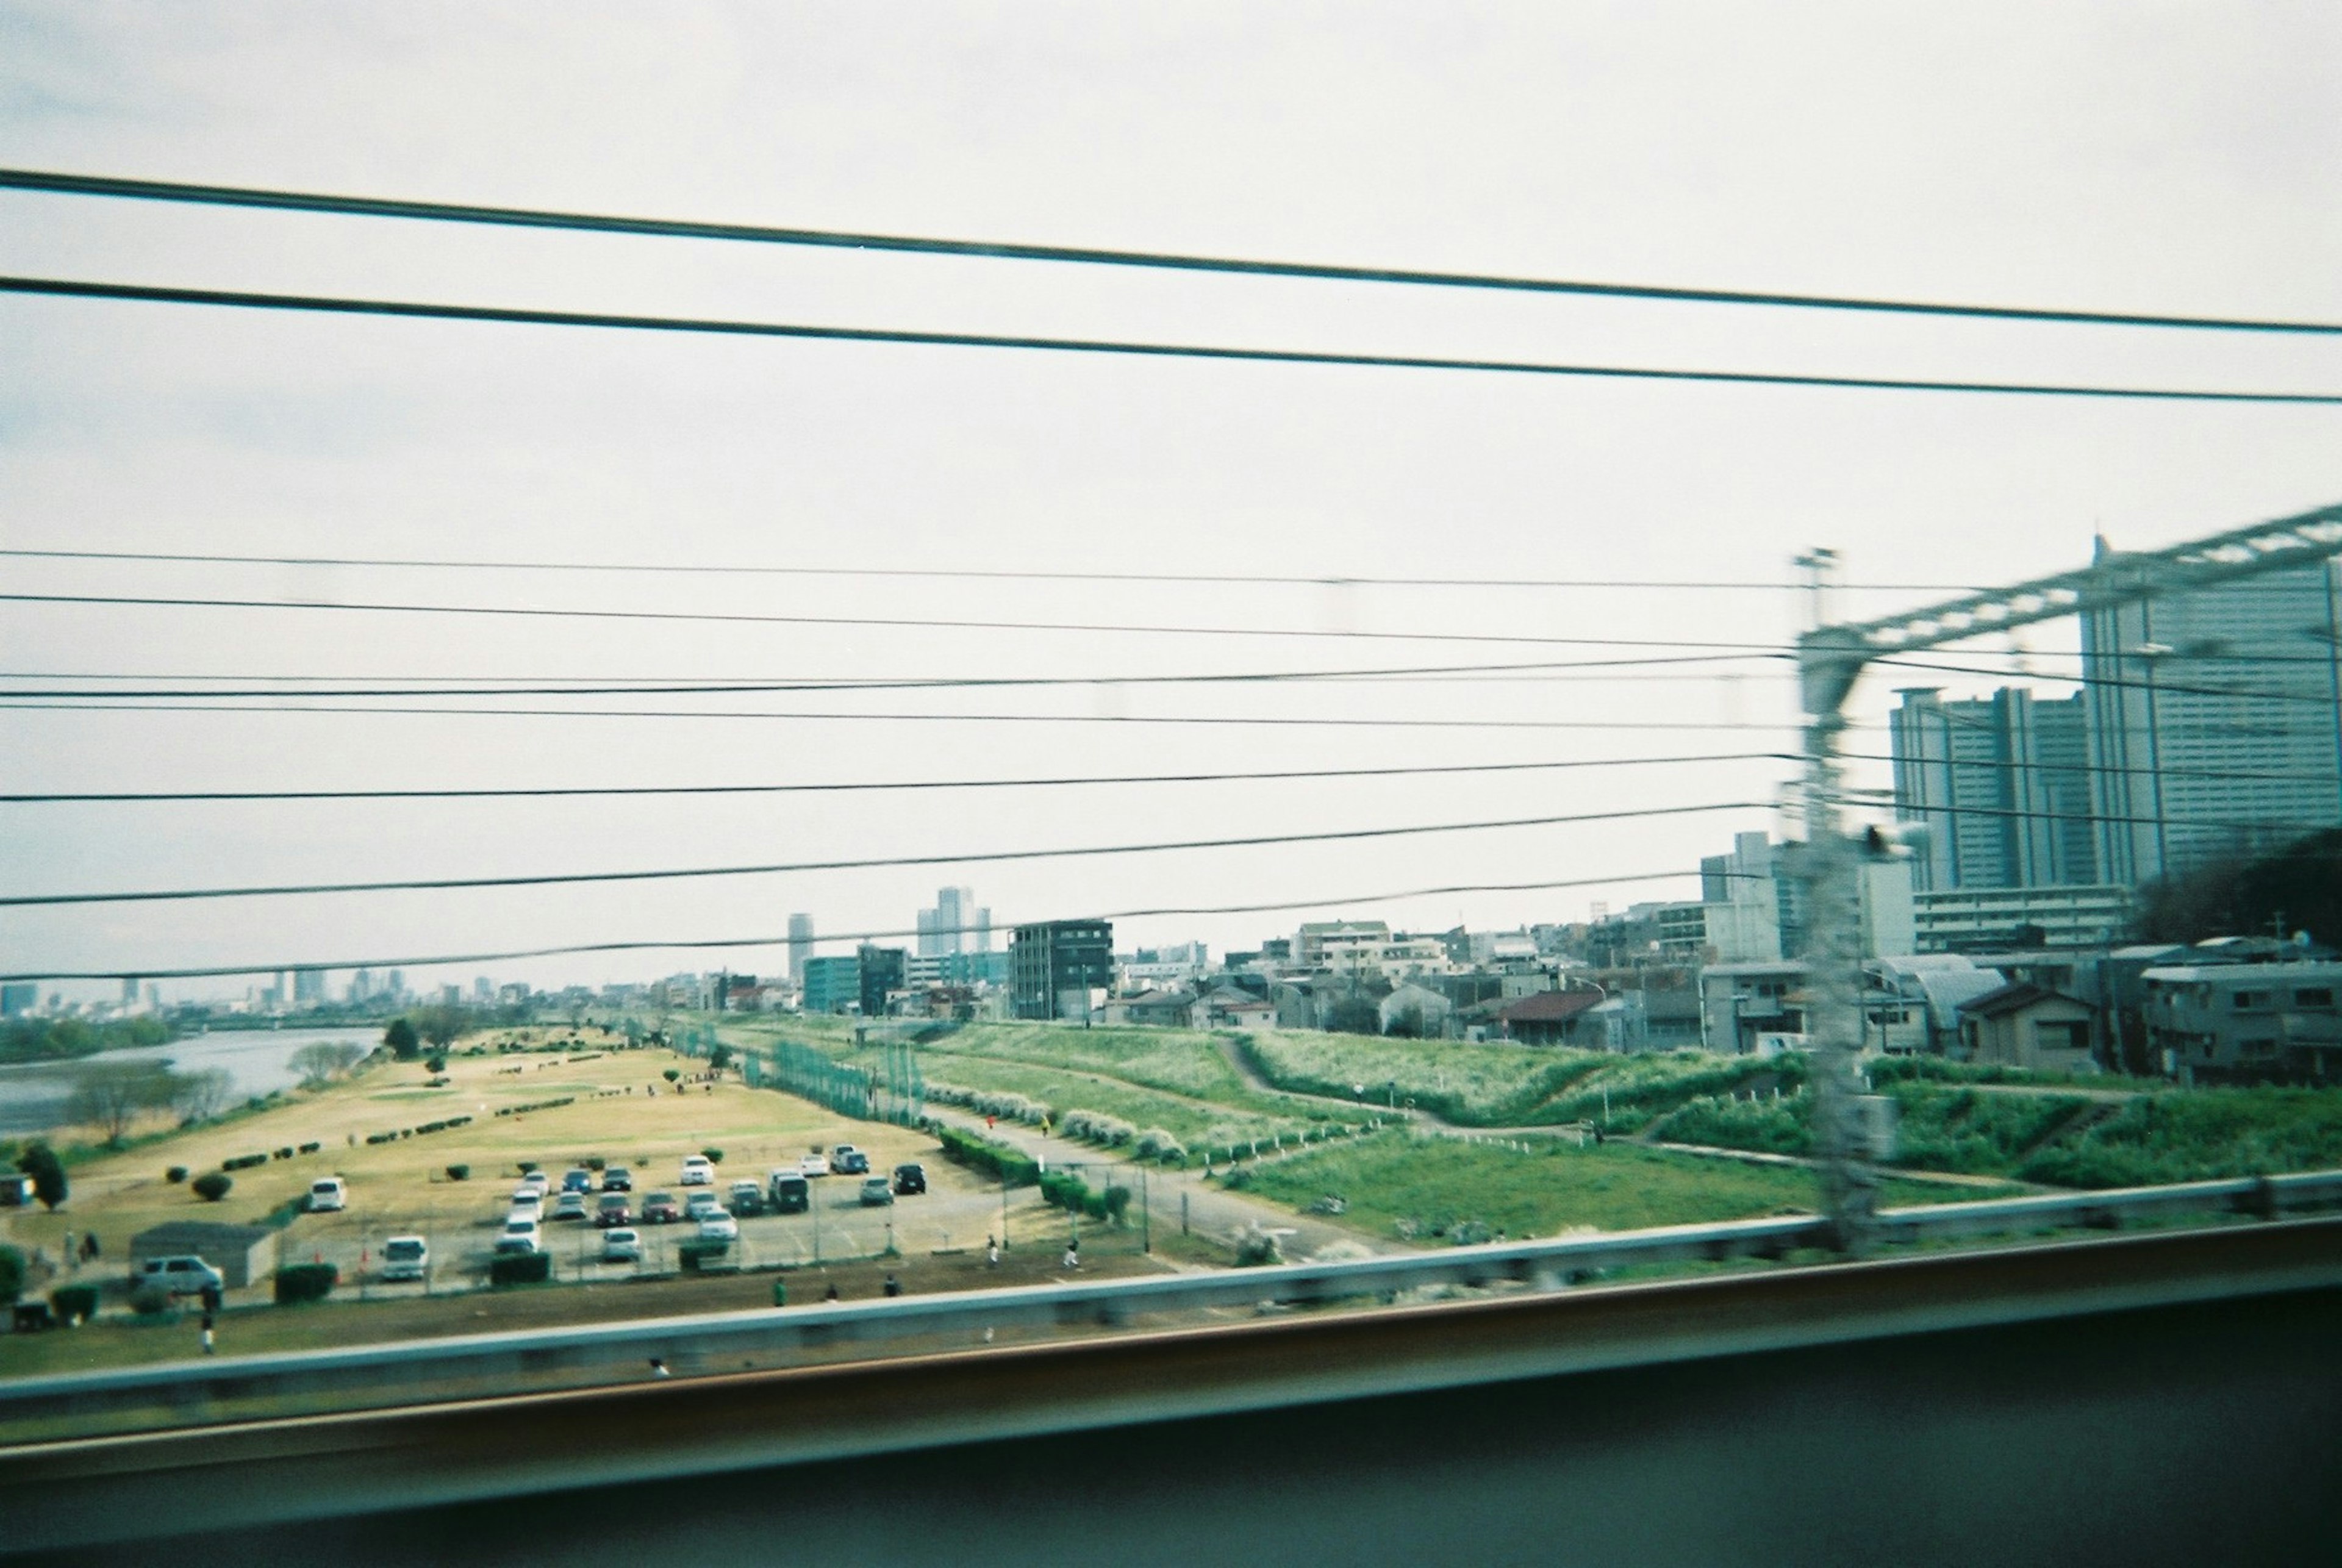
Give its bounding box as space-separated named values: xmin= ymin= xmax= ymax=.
xmin=8 ymin=1168 xmax=2342 ymax=1431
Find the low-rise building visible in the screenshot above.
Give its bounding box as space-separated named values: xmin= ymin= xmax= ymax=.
xmin=1958 ymin=983 xmax=2097 ymax=1073
xmin=129 ymin=1221 xmax=278 ymax=1291
xmin=1911 ymin=884 xmax=2132 ymax=953
xmin=2141 ymin=960 xmax=2342 ymax=1083
xmin=1494 ymin=989 xmax=1605 ymax=1046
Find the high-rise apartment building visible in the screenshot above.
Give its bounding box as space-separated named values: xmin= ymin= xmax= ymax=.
xmin=918 ymin=887 xmax=991 ymax=958
xmin=1891 ymin=687 xmax=2097 ymax=892
xmin=787 ymin=913 xmax=814 ymax=983
xmin=2080 ymin=546 xmax=2342 ymax=884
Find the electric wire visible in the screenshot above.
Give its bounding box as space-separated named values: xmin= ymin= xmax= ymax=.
xmin=0 ymin=866 xmax=1719 ymax=984
xmin=0 ymin=751 xmax=1785 ymax=806
xmin=7 ymin=166 xmax=2339 ymax=337
xmin=8 ymin=276 xmax=2340 ymax=404
xmin=0 ymin=800 xmax=1766 ymax=909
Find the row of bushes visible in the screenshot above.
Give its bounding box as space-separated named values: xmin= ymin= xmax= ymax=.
xmin=1036 ymin=1168 xmax=1133 ymax=1224
xmin=926 ymin=1084 xmax=1051 ymax=1126
xmin=494 ymin=1097 xmax=577 ymax=1118
xmin=363 ymin=1112 xmax=477 ymax=1145
xmin=221 ymin=1153 xmax=270 ymax=1172
xmin=1054 ymin=1108 xmax=1192 ymax=1167
xmin=932 ymin=1123 xmax=1040 ymax=1187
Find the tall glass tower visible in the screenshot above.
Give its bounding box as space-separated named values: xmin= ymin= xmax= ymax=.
xmin=2080 ymin=543 xmax=2342 ymax=884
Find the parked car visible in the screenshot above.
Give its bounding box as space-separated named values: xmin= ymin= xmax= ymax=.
xmin=560 ymin=1168 xmax=595 ymax=1194
xmin=768 ymin=1172 xmax=810 ymax=1214
xmin=642 ymin=1191 xmax=682 ymax=1224
xmin=508 ymin=1190 xmax=543 ymax=1219
xmin=830 ymin=1145 xmax=871 ymax=1175
xmin=379 ymin=1236 xmax=428 ymax=1282
xmin=517 ymin=1172 xmax=551 ymax=1198
xmin=697 ymin=1208 xmax=739 ymax=1242
xmin=134 ymin=1255 xmax=224 ymax=1297
xmin=859 ymin=1176 xmax=894 ymax=1207
xmin=601 ymin=1167 xmax=633 ymax=1193
xmin=679 ymin=1155 xmax=716 ymax=1186
xmin=798 ymin=1152 xmax=831 ymax=1178
xmin=595 ymin=1193 xmax=631 ymax=1228
xmin=495 ymin=1218 xmax=542 ymax=1256
xmin=306 ymin=1176 xmax=348 ymax=1213
xmin=892 ymin=1162 xmax=926 ymax=1197
xmin=684 ymin=1190 xmax=722 ymax=1222
xmin=549 ymin=1191 xmax=590 ymax=1222
xmin=728 ymin=1180 xmax=766 ymax=1217
xmin=601 ymin=1227 xmax=642 ymax=1264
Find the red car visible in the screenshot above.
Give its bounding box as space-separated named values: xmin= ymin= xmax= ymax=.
xmin=594 ymin=1194 xmax=631 ymax=1228
xmin=641 ymin=1191 xmax=682 ymax=1224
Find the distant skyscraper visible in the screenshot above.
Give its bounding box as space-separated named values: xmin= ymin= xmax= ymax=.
xmin=919 ymin=887 xmax=986 ymax=957
xmin=1891 ymin=687 xmax=2097 ymax=892
xmin=2080 ymin=546 xmax=2342 ymax=884
xmin=293 ymin=968 xmax=328 ymax=1005
xmin=788 ymin=913 xmax=815 ymax=983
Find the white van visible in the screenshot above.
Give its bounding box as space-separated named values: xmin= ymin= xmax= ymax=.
xmin=380 ymin=1236 xmax=428 ymax=1282
xmin=307 ymin=1176 xmax=348 ymax=1212
xmin=135 ymin=1255 xmax=224 ymax=1297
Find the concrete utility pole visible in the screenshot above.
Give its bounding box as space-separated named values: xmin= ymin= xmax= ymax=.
xmin=1795 ymin=501 xmax=2342 ymax=1252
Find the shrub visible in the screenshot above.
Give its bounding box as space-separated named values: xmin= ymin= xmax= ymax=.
xmin=517 ymin=1161 xmax=539 ymax=1175
xmin=700 ymin=1147 xmax=724 ymax=1164
xmin=222 ymin=1153 xmax=269 ymax=1171
xmin=191 ymin=1172 xmax=233 ymax=1201
xmin=165 ymin=1165 xmax=188 ymax=1184
xmin=424 ymin=1056 xmax=446 ymax=1075
xmin=1233 ymin=1225 xmax=1284 ymax=1267
xmin=274 ymin=1147 xmax=294 ymax=1161
xmin=274 ymin=1263 xmax=338 ymax=1305
xmin=678 ymin=1239 xmax=732 ymax=1271
xmin=1134 ymin=1128 xmax=1187 ymax=1165
xmin=297 ymin=1142 xmax=321 ymax=1155
xmin=0 ymin=1244 xmax=24 ymax=1306
xmin=933 ymin=1124 xmax=1039 ymax=1187
xmin=51 ymin=1283 xmax=99 ymax=1324
xmin=130 ymin=1284 xmax=174 ymax=1317
xmin=662 ymin=1069 xmax=681 ymax=1084
xmin=489 ymin=1252 xmax=553 ymax=1286
xmin=584 ymin=1156 xmax=606 ymax=1170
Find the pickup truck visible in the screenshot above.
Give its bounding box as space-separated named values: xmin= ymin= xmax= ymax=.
xmin=829 ymin=1145 xmax=871 ymax=1175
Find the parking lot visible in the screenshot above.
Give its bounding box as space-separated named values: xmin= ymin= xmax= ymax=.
xmin=274 ymin=1141 xmax=1055 ymax=1297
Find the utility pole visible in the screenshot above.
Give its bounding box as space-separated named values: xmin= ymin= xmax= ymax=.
xmin=1794 ymin=500 xmax=2342 ymax=1253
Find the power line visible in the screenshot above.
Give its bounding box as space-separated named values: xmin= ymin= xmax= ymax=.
xmin=0 ymin=652 xmax=1776 ymax=700
xmin=7 ymin=166 xmax=2338 ymax=338
xmin=1876 ymin=654 xmax=2342 ymax=710
xmin=0 ymin=866 xmax=1713 ymax=984
xmin=0 ymin=698 xmax=1808 ymax=732
xmin=9 ymin=275 xmax=2341 ymax=405
xmin=0 ymin=751 xmax=1785 ymax=806
xmin=0 ymin=544 xmax=2000 ymax=593
xmin=1835 ymin=750 xmax=2342 ymax=792
xmin=0 ymin=587 xmax=1786 ymax=654
xmin=1833 ymin=791 xmax=2340 ymax=838
xmin=0 ymin=800 xmax=1765 ymax=909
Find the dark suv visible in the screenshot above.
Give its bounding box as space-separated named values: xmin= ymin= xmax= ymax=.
xmin=892 ymin=1162 xmax=926 ymax=1197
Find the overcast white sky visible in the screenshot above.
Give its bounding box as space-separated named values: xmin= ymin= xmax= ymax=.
xmin=2 ymin=2 xmax=2338 ymax=1001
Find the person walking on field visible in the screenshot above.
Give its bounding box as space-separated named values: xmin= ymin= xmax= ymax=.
xmin=1062 ymin=1238 xmax=1080 ymax=1270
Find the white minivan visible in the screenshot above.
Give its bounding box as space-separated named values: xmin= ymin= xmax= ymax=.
xmin=307 ymin=1176 xmax=348 ymax=1212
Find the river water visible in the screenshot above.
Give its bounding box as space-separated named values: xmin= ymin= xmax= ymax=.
xmin=0 ymin=1026 xmax=382 ymax=1137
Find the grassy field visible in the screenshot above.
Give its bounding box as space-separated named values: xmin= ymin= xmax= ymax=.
xmin=723 ymin=1018 xmax=1378 ymax=1158
xmin=2017 ymin=1087 xmax=2342 ymax=1187
xmin=2 ymin=1029 xmax=842 ymax=1290
xmin=1227 ymin=1131 xmax=1982 ymax=1240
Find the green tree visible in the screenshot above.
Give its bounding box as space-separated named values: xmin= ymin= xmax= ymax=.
xmin=0 ymin=1243 xmax=24 ymax=1305
xmin=2136 ymin=828 xmax=2342 ymax=948
xmin=410 ymin=1004 xmax=473 ymax=1051
xmin=191 ymin=1171 xmax=232 ymax=1201
xmin=16 ymin=1143 xmax=66 ymax=1211
xmin=382 ymin=1017 xmax=421 ymax=1060
xmin=168 ymin=1067 xmax=234 ymax=1124
xmin=1325 ymin=997 xmax=1381 ymax=1036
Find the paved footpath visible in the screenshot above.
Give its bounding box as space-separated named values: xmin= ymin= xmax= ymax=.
xmin=921 ymin=1104 xmax=1404 ymax=1260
